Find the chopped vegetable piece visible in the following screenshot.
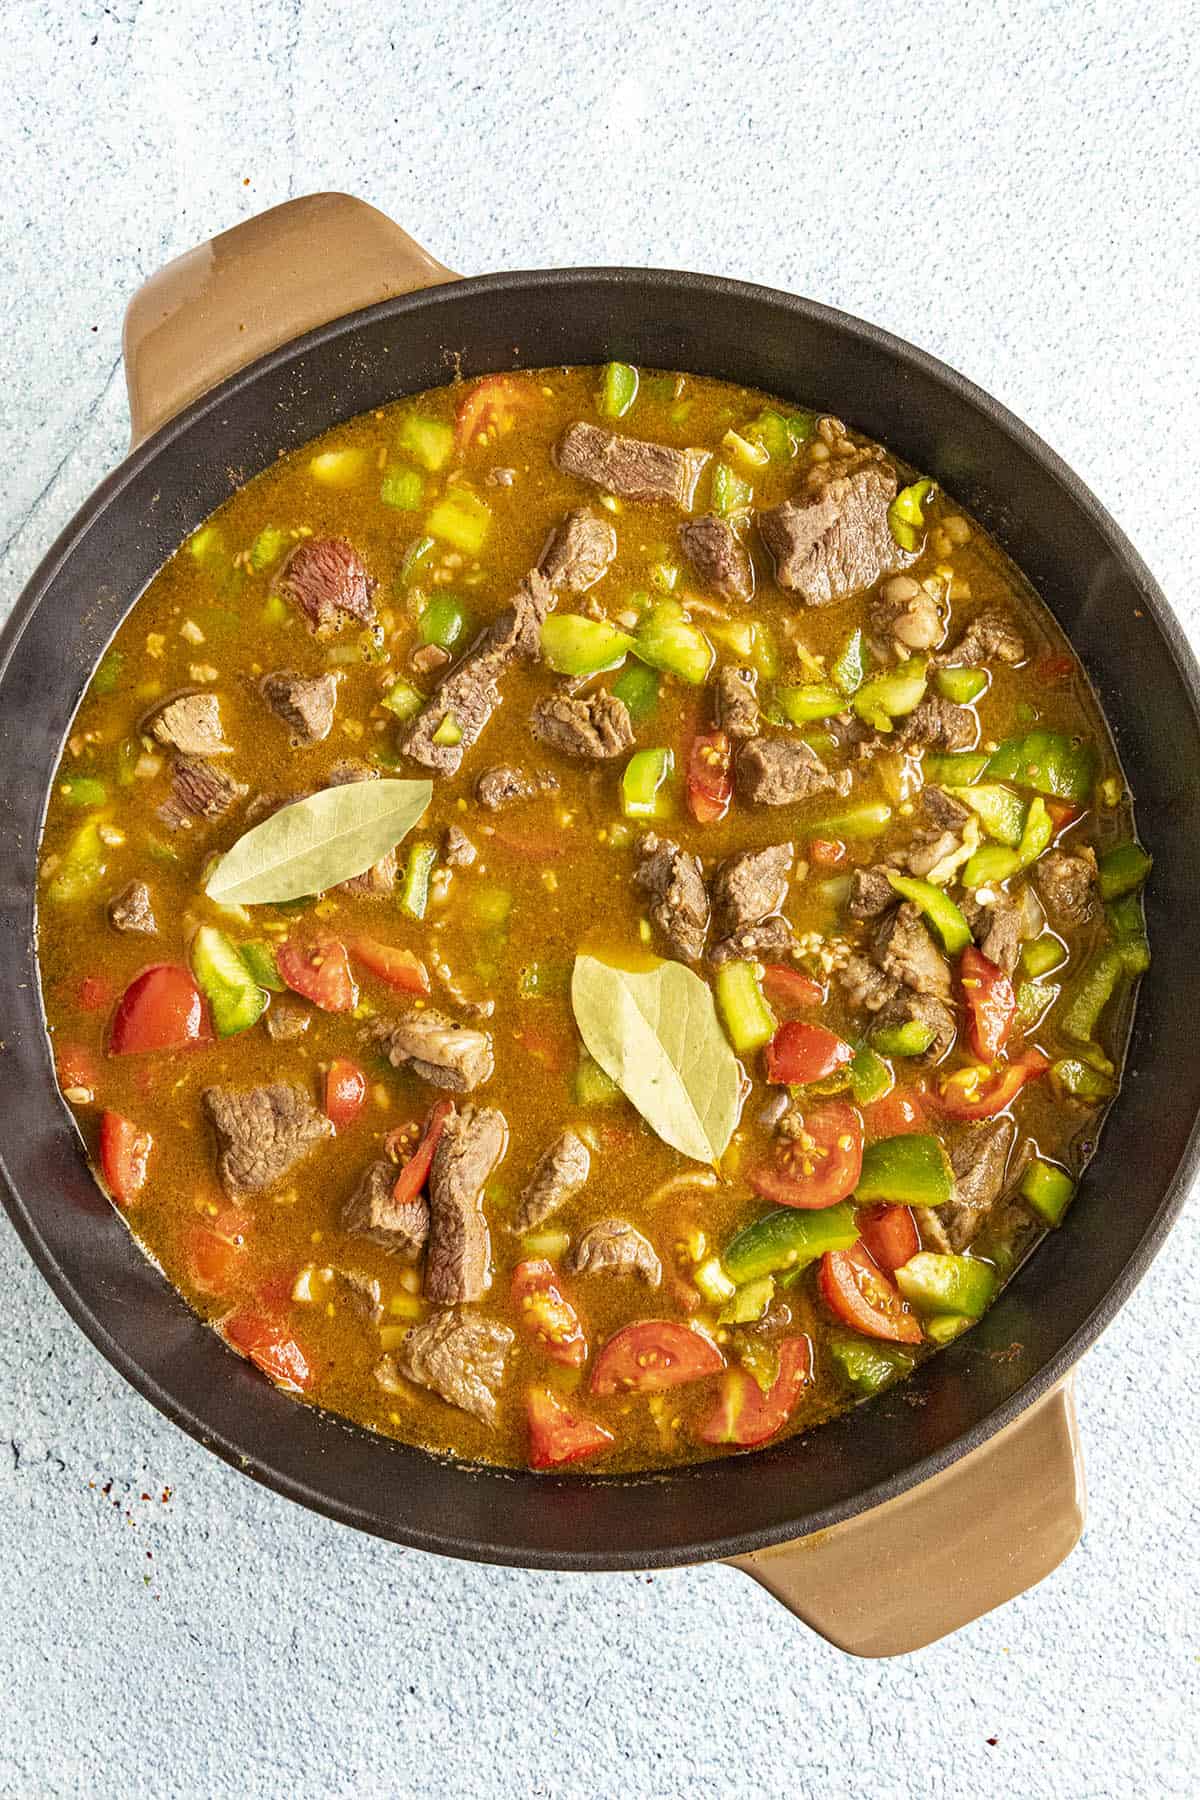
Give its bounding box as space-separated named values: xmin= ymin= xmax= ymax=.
xmin=611 ymin=661 xmax=659 ymax=722
xmin=870 ymin=1019 xmax=936 ymax=1060
xmin=887 ymin=478 xmax=935 ymax=553
xmin=277 ymin=937 xmax=358 ymax=1013
xmin=426 ymin=489 xmax=491 ymax=556
xmin=749 ymin=1100 xmax=863 ymax=1210
xmin=761 ymin=964 xmax=825 ymax=1012
xmin=856 ymin=1133 xmax=954 ymax=1207
xmin=717 ymin=1275 xmax=776 ymax=1325
xmin=349 ymin=936 xmax=431 ymax=996
xmin=933 ymin=1049 xmax=1049 ymax=1120
xmin=1050 ymin=1057 xmax=1115 ymax=1102
xmin=830 ymin=628 xmax=867 ymax=697
xmin=848 ymin=1042 xmax=893 ymax=1107
xmin=1097 ymin=842 xmax=1152 ymax=900
xmin=1021 ymin=936 xmax=1066 ymax=979
xmin=221 ymin=1311 xmax=311 ymax=1392
xmin=945 ymin=783 xmax=1026 ymax=847
xmin=324 ymin=1058 xmax=367 ymax=1129
xmin=239 ymin=941 xmax=285 ymax=992
xmin=722 ymin=427 xmax=770 ymax=469
xmin=828 ymin=1331 xmax=915 ymax=1394
xmin=590 ymin=1320 xmax=724 ymax=1395
xmin=885 ymin=872 xmax=972 ymax=954
xmin=512 ymin=1260 xmax=588 ymax=1366
xmin=775 ymin=683 xmax=845 ymax=726
xmin=92 ymin=650 xmax=124 ymax=694
xmin=108 ymin=964 xmax=212 ymax=1055
xmin=934 ymin=667 xmax=987 ymax=704
xmin=744 ymin=409 xmax=792 ymax=461
xmin=432 ymin=713 xmax=464 ymax=748
xmin=380 ymin=466 xmax=424 ymax=511
xmin=1059 ymin=946 xmax=1129 ymax=1043
xmin=392 ymin=1099 xmax=453 ymax=1207
xmin=600 ymin=361 xmax=639 ymax=418
xmin=960 ymin=945 xmax=1016 ymax=1061
xmin=820 ymin=1244 xmax=923 ymax=1343
xmin=633 ymin=599 xmax=713 ymax=685
xmin=1020 ymin=1158 xmax=1075 ymax=1225
xmin=397 ymin=841 xmax=437 ymax=921
xmin=47 ymin=819 xmax=108 ymax=902
xmin=923 ymin=750 xmax=989 ymax=786
xmin=694 ymin=1257 xmax=737 ymax=1305
xmin=985 ymin=729 xmax=1096 ymax=806
xmin=711 ymin=462 xmax=752 ymax=516
xmin=857 ymin=1203 xmax=920 ymax=1275
xmin=541 ymin=615 xmax=634 ymax=678
xmin=398 ymin=413 xmax=455 ymax=470
xmin=526 ymin=1387 xmax=613 ymax=1469
xmin=517 ymin=962 xmax=569 ymax=999
xmin=621 ymin=747 xmax=674 ymax=819
xmin=764 ymin=1020 xmax=854 ymax=1085
xmin=696 ymin=1338 xmax=812 ymax=1447
xmin=853 ymin=658 xmax=928 ymax=732
xmin=864 ymin=1087 xmax=926 ymax=1137
xmin=808 ymin=801 xmax=892 ymax=840
xmin=1015 ymin=981 xmax=1058 ymax=1030
xmin=419 ymin=594 xmax=472 ymax=654
xmin=400 ymin=535 xmax=436 ymax=584
xmin=715 ymin=961 xmax=776 ymax=1055
xmin=963 ymin=795 xmax=1052 ymax=888
xmin=724 ymin=1203 xmax=859 ymax=1284
xmin=59 ymin=775 xmax=107 ymax=808
xmin=574 ymin=1051 xmax=622 ymax=1106
xmin=98 ymin=1111 xmax=153 ymax=1208
xmin=249 ymin=526 xmax=289 ymax=571
xmin=894 ymin=1251 xmax=997 ymax=1318
xmin=191 ymin=925 xmax=270 ymax=1038
xmin=382 ymin=678 xmax=425 ymax=722
xmin=685 ymin=729 xmax=733 ymax=825
xmin=309 ymin=448 xmax=366 ymax=487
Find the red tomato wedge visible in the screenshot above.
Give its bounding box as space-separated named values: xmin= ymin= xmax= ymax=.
xmin=760 ymin=964 xmax=825 ymax=1012
xmin=819 ymin=1243 xmax=923 ymax=1344
xmin=1035 ymin=653 xmax=1075 ymax=684
xmin=392 ymin=1099 xmax=453 ymax=1207
xmin=749 ymin=1100 xmax=864 ymax=1210
xmin=686 ymin=730 xmax=733 ymax=825
xmin=960 ymin=946 xmax=1016 ymax=1062
xmin=108 ymin=964 xmax=212 ymax=1055
xmin=1046 ymin=800 xmax=1079 ymax=833
xmin=808 ymin=836 xmax=846 ymax=868
xmin=514 ymin=1021 xmax=574 ymax=1073
xmin=98 ymin=1111 xmax=153 ymax=1208
xmin=187 ymin=1209 xmax=251 ymax=1294
xmin=857 ymin=1204 xmax=920 ymax=1276
xmin=77 ymin=974 xmax=115 ymax=1013
xmin=933 ymin=1048 xmax=1050 ymax=1121
xmin=348 ymin=937 xmax=430 ymax=996
xmin=221 ymin=1310 xmax=311 ymax=1392
xmin=696 ymin=1337 xmax=813 ymax=1447
xmin=511 ymin=1260 xmax=588 ymax=1367
xmin=55 ymin=1040 xmax=98 ymax=1093
xmin=324 ymin=1058 xmax=367 ymax=1129
xmin=526 ymin=1387 xmax=614 ymax=1470
xmin=764 ymin=1020 xmax=854 ymax=1085
xmin=490 ymin=827 xmax=568 ymax=861
xmin=591 ymin=1319 xmax=724 ymax=1396
xmin=277 ymin=938 xmax=357 ymax=1013
xmin=864 ymin=1087 xmax=927 ymax=1137
xmin=455 ymin=374 xmax=533 ymax=448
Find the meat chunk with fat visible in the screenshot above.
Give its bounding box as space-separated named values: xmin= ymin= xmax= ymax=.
xmin=384 ymin=1309 xmax=514 ymax=1426
xmin=261 ymin=671 xmax=338 ymax=745
xmin=148 ymin=692 xmax=231 ymax=757
xmin=107 ymin=880 xmax=156 ymax=935
xmin=708 ymin=917 xmax=796 ymax=965
xmin=736 ymin=736 xmax=851 ymax=806
xmin=537 ymin=508 xmax=618 ymax=593
xmin=847 ymin=867 xmax=896 ymax=920
xmin=511 ymin=1129 xmax=591 ymax=1233
xmin=961 ymin=890 xmax=1032 ymax=977
xmin=758 ymin=463 xmax=905 ymax=605
xmin=263 ymin=998 xmax=310 ymax=1042
xmin=570 ymin=1218 xmax=662 ymax=1288
xmin=273 ymin=537 xmax=375 ymax=635
xmin=424 ymin=1104 xmax=508 ymax=1304
xmin=921 ymin=786 xmax=972 ymax=832
xmin=373 ymin=1009 xmax=495 ymax=1093
xmin=531 ymin=689 xmax=633 ymax=760
xmin=896 ymin=695 xmax=978 ymax=753
xmin=442 ymin=824 xmax=477 ymax=868
xmin=203 ymin=1081 xmax=333 ymax=1198
xmin=343 ymin=1159 xmax=429 ymax=1261
xmin=924 ymin=1121 xmax=1016 ymax=1252
xmin=873 ymin=903 xmax=952 ymax=998
xmin=555 ymin=422 xmax=708 ymax=508
xmin=709 ymin=843 xmax=794 ymax=962
xmin=158 ymin=756 xmax=247 ymax=829
xmin=474 ymin=764 xmax=559 ymax=811
xmin=937 ymin=608 xmax=1026 ymax=669
xmin=1035 ymin=847 xmax=1097 ymax=927
xmin=876 ymin=987 xmax=958 ymax=1062
xmin=715 ymin=666 xmax=760 ymax=739
xmin=679 ymin=515 xmax=754 ymax=603
xmin=870 ymin=576 xmax=943 ymax=652
xmin=634 ymin=833 xmax=710 ymax=963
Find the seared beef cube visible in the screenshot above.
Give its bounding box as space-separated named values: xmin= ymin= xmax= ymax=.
xmin=373 ymin=1009 xmax=495 ymax=1093
xmin=570 ymin=1218 xmax=662 ymax=1288
xmin=961 ymin=891 xmax=1029 ymax=976
xmin=203 ymin=1081 xmax=333 ymax=1198
xmin=848 ymin=866 xmax=897 ymax=919
xmin=263 ymin=998 xmax=311 ymax=1042
xmin=902 ymin=830 xmax=964 ymax=880
xmin=512 ymin=1129 xmax=591 ymax=1233
xmin=273 ymin=537 xmax=375 ymax=635
xmin=531 ymin=690 xmax=633 ymax=760
xmin=736 ymin=737 xmax=850 ymax=806
xmin=716 ymin=666 xmax=760 ymax=739
xmin=938 ymin=608 xmax=1026 ymax=668
xmin=873 ymin=903 xmax=951 ymax=998
xmin=475 ymin=764 xmax=559 ymax=811
xmin=442 ymin=824 xmax=477 ymax=867
xmin=537 ymin=508 xmax=618 ymax=593
xmin=758 ymin=464 xmax=904 ymax=605
xmin=927 ymin=1121 xmax=1016 ymax=1252
xmin=679 ymin=515 xmax=754 ymax=603
xmin=555 ymin=422 xmax=708 ymax=508
xmin=709 ymin=916 xmax=795 ymax=965
xmin=261 ymin=671 xmax=338 ymax=745
xmin=343 ymin=1159 xmax=429 ymax=1261
xmin=839 ymin=952 xmax=900 ymax=1014
xmin=107 ymin=879 xmax=156 ymax=935
xmin=896 ymin=696 xmax=977 ymax=752
xmin=159 ymin=756 xmax=247 ymax=828
xmin=711 ymin=843 xmax=793 ymax=937
xmin=1035 ymin=847 xmax=1098 ymax=927
xmin=634 ymin=833 xmax=710 ymax=963
xmin=876 ymin=988 xmax=958 ymax=1063
xmin=869 ymin=575 xmax=943 ymax=652
xmin=424 ymin=1104 xmax=508 ymax=1304
xmin=148 ymin=692 xmax=231 ymax=757
xmin=922 ymin=786 xmax=972 ymax=832
xmin=385 ymin=1309 xmax=514 ymax=1426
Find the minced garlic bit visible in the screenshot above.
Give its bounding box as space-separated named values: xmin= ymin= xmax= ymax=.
xmin=179 ymin=619 xmax=205 ymax=645
xmin=188 ymin=663 xmax=219 ymax=684
xmin=145 ymin=633 xmax=166 ymax=659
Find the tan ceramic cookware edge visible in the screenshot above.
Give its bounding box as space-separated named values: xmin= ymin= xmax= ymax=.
xmin=122 ymin=191 xmax=1085 ymax=1658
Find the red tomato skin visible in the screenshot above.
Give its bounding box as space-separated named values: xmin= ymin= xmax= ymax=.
xmin=960 ymin=947 xmax=1016 ymax=1062
xmin=514 ymin=1023 xmax=574 ymax=1073
xmin=349 ymin=937 xmax=430 ymax=996
xmin=526 ymin=1388 xmax=614 ymax=1469
xmin=858 ymin=1204 xmax=920 ymax=1276
xmin=749 ymin=1100 xmax=864 ymax=1210
xmin=1036 ymin=654 xmax=1075 ymax=683
xmin=108 ymin=964 xmax=212 ymax=1055
xmin=56 ymin=1040 xmax=98 ymax=1093
xmin=820 ymin=1244 xmax=924 ymax=1344
xmin=391 ymin=1099 xmax=453 ymax=1207
xmin=221 ymin=1311 xmax=311 ymax=1392
xmin=686 ymin=731 xmax=733 ymax=826
xmin=455 ymin=375 xmax=531 ymax=448
xmin=324 ymin=1058 xmax=368 ymax=1129
xmin=98 ymin=1112 xmax=153 ymax=1208
xmin=933 ymin=1049 xmax=1050 ymax=1121
xmin=276 ymin=938 xmax=357 ymax=1014
xmin=696 ymin=1338 xmax=813 ymax=1447
xmin=809 ymin=837 xmax=847 ymax=868
xmin=511 ymin=1261 xmax=588 ymax=1367
xmin=1046 ymin=800 xmax=1079 ymax=833
xmin=760 ymin=964 xmax=826 ymax=1011
xmin=864 ymin=1088 xmax=927 ymax=1137
xmin=77 ymin=975 xmax=115 ymax=1013
xmin=187 ymin=1210 xmax=251 ymax=1294
xmin=764 ymin=1020 xmax=854 ymax=1085
xmin=590 ymin=1320 xmax=724 ymax=1396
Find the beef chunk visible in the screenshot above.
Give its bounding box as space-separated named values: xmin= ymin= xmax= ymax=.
xmin=570 ymin=1218 xmax=662 ymax=1288
xmin=938 ymin=608 xmax=1026 ymax=668
xmin=401 ymin=572 xmax=556 ymax=774
xmin=512 ymin=1129 xmax=591 ymax=1233
xmin=840 ymin=952 xmax=900 ymax=1014
xmin=896 ymin=695 xmax=977 ymax=752
xmin=848 ymin=867 xmax=896 ymax=920
xmin=273 ymin=537 xmax=374 ymax=635
xmin=203 ymin=1081 xmax=333 ymax=1198
xmin=679 ymin=515 xmax=754 ymax=603
xmin=961 ymin=891 xmax=1028 ymax=976
xmin=873 ymin=903 xmax=952 ymax=998
xmin=711 ymin=843 xmax=792 ymax=938
xmin=386 ymin=1309 xmax=514 ymax=1425
xmin=148 ymin=692 xmax=231 ymax=757
xmin=758 ymin=464 xmax=904 ymax=605
xmin=159 ymin=756 xmax=247 ymax=828
xmin=373 ymin=1009 xmax=495 ymax=1092
xmin=869 ymin=575 xmax=943 ymax=652
xmin=876 ymin=987 xmax=958 ymax=1063
xmin=263 ymin=998 xmax=310 ymax=1042
xmin=343 ymin=1159 xmax=430 ymax=1261
xmin=537 ymin=508 xmax=618 ymax=593
xmin=424 ymin=1105 xmax=508 ymax=1304
xmin=554 ymin=421 xmax=707 ymax=508
xmin=1035 ymin=847 xmax=1097 ymax=927
xmin=902 ymin=829 xmax=963 ymax=881
xmin=716 ymin=665 xmax=760 ymax=739
xmin=531 ymin=689 xmax=633 ymax=760
xmin=261 ymin=671 xmax=338 ymax=745
xmin=442 ymin=824 xmax=477 ymax=867
xmin=107 ymin=879 xmax=156 ymax=935
xmin=922 ymin=786 xmax=972 ymax=832
xmin=927 ymin=1121 xmax=1016 ymax=1252
xmin=708 ymin=916 xmax=795 ymax=965
xmin=736 ymin=736 xmax=851 ymax=806
xmin=475 ymin=764 xmax=558 ymax=811
xmin=634 ymin=833 xmax=710 ymax=962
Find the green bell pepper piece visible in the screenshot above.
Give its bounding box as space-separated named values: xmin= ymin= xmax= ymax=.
xmin=934 ymin=666 xmax=987 ymax=705
xmin=1060 ymin=946 xmax=1130 ymax=1043
xmin=399 ymin=535 xmax=436 ymax=585
xmin=396 ymin=414 xmax=454 ymax=471
xmin=724 ymin=1203 xmax=859 ymax=1285
xmin=743 ymin=410 xmax=792 ymax=460
xmin=775 ymin=683 xmax=845 ymax=726
xmin=92 ymin=649 xmax=124 ymax=694
xmin=380 ymin=466 xmax=424 ymax=511
xmin=419 ymin=594 xmax=472 ymax=654
xmin=249 ymin=525 xmax=289 ymax=571
xmin=399 ymin=840 xmax=437 ymax=920
xmin=191 ymin=925 xmax=268 ymax=1038
xmin=853 ymin=658 xmax=928 ymax=732
xmin=46 ymin=819 xmax=108 ymax=902
xmin=633 ymin=600 xmax=713 ymax=685
xmin=830 ymin=627 xmax=867 ymax=697
xmin=809 ymin=801 xmax=893 ymax=840
xmin=426 ymin=489 xmax=491 ymax=556
xmin=923 ymin=750 xmax=990 ymax=786
xmin=888 ymin=478 xmax=935 ymax=552
xmin=715 ymin=961 xmax=776 ymax=1055
xmin=718 ymin=1275 xmax=776 ymax=1324
xmin=382 ymin=678 xmax=425 ymax=723
xmin=59 ymin=775 xmax=108 ymax=809
xmin=885 ymin=872 xmax=973 ymax=954
xmin=925 ymin=1314 xmax=973 ymax=1345
xmin=1020 ymin=1159 xmax=1075 ymax=1226
xmin=1021 ymin=936 xmax=1066 ymax=978
xmin=574 ymin=1051 xmax=622 ymax=1106
xmin=611 ymin=661 xmax=659 ymax=722
xmin=1097 ymin=841 xmax=1152 ymax=900
xmin=894 ymin=1251 xmax=997 ymax=1318
xmin=431 ymin=713 xmax=464 ymax=747
xmin=945 ymin=783 xmax=1026 ymax=847
xmin=600 ymin=362 xmax=639 ymax=418
xmin=963 ymin=796 xmax=1052 ymax=888
xmin=985 ymin=729 xmax=1096 ymax=806
xmin=1051 ymin=1057 xmax=1115 ymax=1101
xmin=711 ymin=462 xmax=753 ymax=516
xmin=238 ymin=941 xmax=284 ymax=992
xmin=621 ymin=747 xmax=673 ymax=819
xmin=856 ymin=1134 xmax=954 ymax=1207
xmin=828 ymin=1332 xmax=916 ymax=1394
xmin=1015 ymin=981 xmax=1059 ymax=1030
xmin=870 ymin=1019 xmax=936 ymax=1058
xmin=541 ymin=615 xmax=634 ymax=678
xmin=848 ymin=1042 xmax=892 ymax=1107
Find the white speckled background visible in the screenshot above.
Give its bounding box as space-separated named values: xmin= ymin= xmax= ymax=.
xmin=2 ymin=2 xmax=1198 ymax=1795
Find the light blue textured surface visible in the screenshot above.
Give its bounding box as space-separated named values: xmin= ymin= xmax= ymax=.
xmin=2 ymin=3 xmax=1198 ymax=1796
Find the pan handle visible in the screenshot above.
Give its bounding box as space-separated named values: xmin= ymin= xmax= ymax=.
xmin=726 ymin=1376 xmax=1084 ymax=1657
xmin=122 ymin=193 xmax=458 ymax=446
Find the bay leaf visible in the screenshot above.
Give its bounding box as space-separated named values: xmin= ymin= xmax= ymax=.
xmin=571 ymin=953 xmax=741 ymax=1165
xmin=204 ymin=778 xmax=432 ymax=906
